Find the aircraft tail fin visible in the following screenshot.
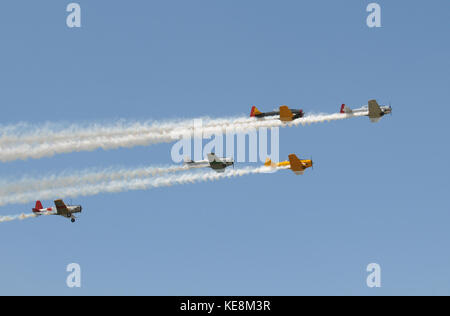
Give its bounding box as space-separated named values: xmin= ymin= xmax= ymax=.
xmin=264 ymin=157 xmax=272 ymax=167
xmin=33 ymin=200 xmax=43 ymax=212
xmin=279 ymin=105 xmax=294 ymax=122
xmin=35 ymin=201 xmax=43 ymax=210
xmin=250 ymin=106 xmax=262 ymax=117
xmin=340 ymin=104 xmax=352 ymax=114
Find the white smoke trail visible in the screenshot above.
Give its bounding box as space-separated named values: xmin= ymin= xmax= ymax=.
xmin=0 ymin=116 xmax=251 ymax=146
xmin=0 ymin=117 xmax=252 ymax=161
xmin=0 ymin=213 xmax=37 ymax=223
xmin=0 ymin=166 xmax=284 ymax=207
xmin=0 ymin=112 xmax=364 ymax=162
xmin=0 ymin=164 xmax=206 ymax=197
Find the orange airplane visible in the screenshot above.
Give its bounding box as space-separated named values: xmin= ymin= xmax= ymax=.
xmin=264 ymin=154 xmax=313 ymax=175
xmin=250 ymin=105 xmax=304 ymax=122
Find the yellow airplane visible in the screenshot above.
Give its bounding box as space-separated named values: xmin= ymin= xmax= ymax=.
xmin=264 ymin=154 xmax=313 ymax=175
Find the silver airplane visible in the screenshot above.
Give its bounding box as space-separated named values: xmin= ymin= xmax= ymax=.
xmin=184 ymin=153 xmax=234 ymax=173
xmin=32 ymin=199 xmax=83 ymax=223
xmin=340 ymin=99 xmax=392 ymax=123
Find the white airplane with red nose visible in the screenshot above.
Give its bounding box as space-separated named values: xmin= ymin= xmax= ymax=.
xmin=32 ymin=200 xmax=82 ymax=223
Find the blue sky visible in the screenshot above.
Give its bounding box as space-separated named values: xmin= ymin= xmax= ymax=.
xmin=0 ymin=0 xmax=449 ymax=295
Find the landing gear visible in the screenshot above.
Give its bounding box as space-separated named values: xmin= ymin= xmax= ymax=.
xmin=71 ymin=218 xmax=76 ymax=223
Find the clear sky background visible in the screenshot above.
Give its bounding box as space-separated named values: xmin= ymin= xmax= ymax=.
xmin=0 ymin=1 xmax=449 ymax=295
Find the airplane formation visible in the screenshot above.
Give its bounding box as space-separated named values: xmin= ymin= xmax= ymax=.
xmin=18 ymin=99 xmax=390 ymax=223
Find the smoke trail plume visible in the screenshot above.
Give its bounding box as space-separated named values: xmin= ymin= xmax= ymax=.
xmin=0 ymin=166 xmax=284 ymax=207
xmin=0 ymin=112 xmax=364 ymax=162
xmin=0 ymin=164 xmax=205 ymax=197
xmin=0 ymin=213 xmax=37 ymax=223
xmin=0 ymin=117 xmax=252 ymax=146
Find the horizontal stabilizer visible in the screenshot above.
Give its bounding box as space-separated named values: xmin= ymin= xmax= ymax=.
xmin=340 ymin=104 xmax=353 ymax=114
xmin=250 ymin=106 xmax=262 ymax=117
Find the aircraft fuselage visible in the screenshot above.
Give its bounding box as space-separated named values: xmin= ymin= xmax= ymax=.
xmin=254 ymin=109 xmax=304 ymax=120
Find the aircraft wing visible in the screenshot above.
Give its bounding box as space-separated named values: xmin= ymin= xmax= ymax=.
xmin=54 ymin=199 xmax=69 ymax=216
xmin=368 ymin=100 xmax=382 ymax=118
xmin=207 ymin=153 xmax=222 ymax=163
xmin=279 ymin=106 xmax=294 ymax=122
xmin=288 ymin=154 xmax=306 ymax=175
